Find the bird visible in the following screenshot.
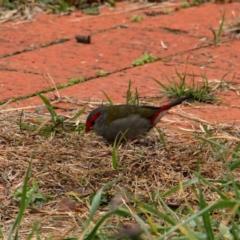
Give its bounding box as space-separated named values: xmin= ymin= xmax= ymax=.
xmin=85 ymin=97 xmax=190 ymax=142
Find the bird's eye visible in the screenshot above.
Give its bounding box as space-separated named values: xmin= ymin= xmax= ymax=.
xmin=86 ymin=112 xmax=100 ymax=131
xmin=89 ymin=121 xmax=95 ymax=128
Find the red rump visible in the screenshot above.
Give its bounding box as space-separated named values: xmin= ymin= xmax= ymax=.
xmin=150 ymin=104 xmax=171 ymax=126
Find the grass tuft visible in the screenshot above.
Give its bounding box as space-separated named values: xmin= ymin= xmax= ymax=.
xmin=97 ymin=70 xmax=111 ymax=77
xmin=17 ymin=93 xmax=87 ymax=136
xmin=126 ymin=80 xmax=140 ymax=105
xmin=154 ymin=67 xmax=216 ymax=103
xmin=180 ymin=2 xmax=190 ymax=8
xmin=131 ymin=15 xmax=145 ymax=22
xmin=133 ymin=53 xmax=159 ymax=66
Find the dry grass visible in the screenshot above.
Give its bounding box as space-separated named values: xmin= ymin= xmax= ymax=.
xmin=0 ymin=104 xmax=240 ymax=239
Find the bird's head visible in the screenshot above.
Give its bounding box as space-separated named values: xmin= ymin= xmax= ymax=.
xmin=85 ymin=110 xmax=101 ymax=132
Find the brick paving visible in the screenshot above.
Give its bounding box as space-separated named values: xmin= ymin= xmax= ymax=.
xmin=1 ymin=1 xmax=240 ymax=125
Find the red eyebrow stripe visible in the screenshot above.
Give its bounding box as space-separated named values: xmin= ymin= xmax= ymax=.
xmin=85 ymin=112 xmax=100 ymax=132
xmin=90 ymin=112 xmax=100 ymax=122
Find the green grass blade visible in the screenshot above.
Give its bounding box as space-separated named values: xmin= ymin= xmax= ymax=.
xmin=126 ymin=80 xmax=133 ymax=105
xmin=111 ymin=131 xmax=127 ymax=169
xmin=13 ymin=231 xmax=18 ymax=240
xmin=230 ymin=220 xmax=240 ymax=239
xmin=210 ymin=28 xmax=217 ymax=43
xmin=161 ymin=178 xmax=199 ymax=197
xmin=230 ymin=160 xmax=240 ymax=171
xmin=227 ymin=163 xmax=240 ymax=201
xmin=85 ymin=209 xmax=131 ymax=240
xmin=70 ymin=105 xmax=88 ymax=122
xmin=196 ymin=175 xmax=229 ymax=200
xmin=101 ymin=91 xmax=114 ymax=106
xmin=135 ymin=88 xmax=139 ymax=105
xmin=7 ymin=160 xmax=32 ymax=240
xmin=217 ymin=11 xmax=225 ymax=42
xmin=232 ymin=142 xmax=240 ymax=159
xmin=152 ymin=78 xmax=169 ymax=90
xmin=84 ymin=179 xmax=119 ymax=230
xmin=0 ymin=226 xmax=3 ymax=239
xmin=158 ymin=197 xmax=180 ymax=221
xmin=177 ymin=229 xmax=199 ymax=240
xmin=220 ymin=71 xmax=232 ymax=85
xmin=160 ymin=199 xmax=240 ymax=240
xmin=138 ymin=201 xmax=176 ymax=225
xmin=195 ymin=135 xmax=240 ymax=158
xmin=112 ymin=138 xmax=118 ymax=169
xmin=175 ymin=67 xmax=186 ymax=85
xmin=16 ymin=122 xmax=39 ymax=131
xmin=154 ymin=127 xmax=166 ymax=148
xmin=231 ymin=177 xmax=240 ymax=202
xmin=37 ymin=93 xmax=58 ymax=121
xmin=197 ymin=177 xmax=214 ymax=240
xmin=201 ymin=124 xmax=212 ymax=137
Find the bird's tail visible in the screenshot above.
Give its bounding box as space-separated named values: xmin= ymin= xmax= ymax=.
xmin=168 ymin=96 xmax=191 ymax=108
xmin=151 ymin=96 xmax=191 ymax=125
